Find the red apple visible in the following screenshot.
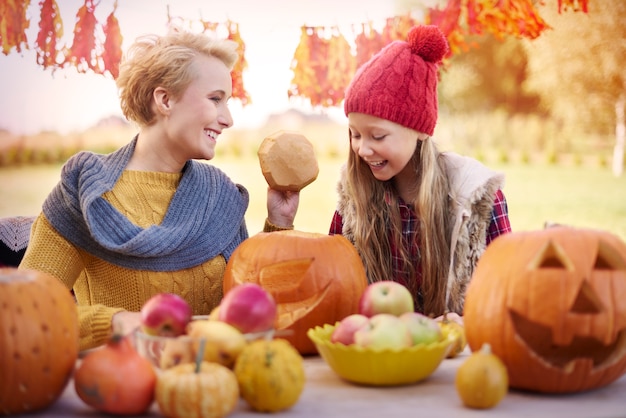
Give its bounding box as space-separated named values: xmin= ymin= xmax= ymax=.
xmin=353 ymin=313 xmax=413 ymax=350
xmin=399 ymin=312 xmax=442 ymax=346
xmin=218 ymin=283 xmax=277 ymax=334
xmin=330 ymin=314 xmax=369 ymax=345
xmin=140 ymin=293 xmax=192 ymax=337
xmin=359 ymin=280 xmax=414 ymax=317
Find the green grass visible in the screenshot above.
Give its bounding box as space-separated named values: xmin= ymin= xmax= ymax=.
xmin=1 ymin=157 xmax=624 ymax=242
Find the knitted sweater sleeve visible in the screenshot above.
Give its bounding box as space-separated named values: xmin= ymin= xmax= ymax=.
xmin=19 ymin=214 xmax=123 ymax=350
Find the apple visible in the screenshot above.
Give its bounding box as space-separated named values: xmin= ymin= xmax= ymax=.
xmin=399 ymin=312 xmax=442 ymax=346
xmin=330 ymin=314 xmax=369 ymax=345
xmin=353 ymin=313 xmax=413 ymax=350
xmin=140 ymin=293 xmax=192 ymax=337
xmin=187 ymin=319 xmax=247 ymax=368
xmin=159 ymin=338 xmax=195 ymax=369
xmin=218 ymin=283 xmax=277 ymax=334
xmin=359 ymin=280 xmax=414 ymax=317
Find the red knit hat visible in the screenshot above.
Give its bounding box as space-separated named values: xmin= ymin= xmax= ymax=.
xmin=343 ymin=25 xmax=449 ymax=136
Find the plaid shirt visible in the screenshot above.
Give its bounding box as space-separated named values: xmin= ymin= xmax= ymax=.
xmin=329 ymin=189 xmax=511 ymax=289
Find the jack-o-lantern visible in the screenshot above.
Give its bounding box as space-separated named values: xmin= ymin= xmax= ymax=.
xmin=464 ymin=226 xmax=626 ymax=393
xmin=223 ymin=230 xmax=368 ymax=354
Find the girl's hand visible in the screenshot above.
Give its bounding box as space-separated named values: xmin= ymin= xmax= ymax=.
xmin=434 ymin=311 xmax=464 ymax=326
xmin=266 ymin=187 xmax=299 ymax=228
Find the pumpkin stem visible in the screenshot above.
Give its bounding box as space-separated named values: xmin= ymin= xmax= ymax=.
xmin=195 ymin=338 xmax=206 ymax=373
xmin=480 ymin=343 xmax=492 ymax=355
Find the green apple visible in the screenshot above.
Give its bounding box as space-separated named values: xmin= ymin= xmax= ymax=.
xmin=358 ymin=281 xmax=414 ymax=317
xmin=399 ymin=312 xmax=442 ymax=346
xmin=353 ymin=313 xmax=412 ymax=350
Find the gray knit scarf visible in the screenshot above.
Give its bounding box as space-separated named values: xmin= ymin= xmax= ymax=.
xmin=42 ymin=137 xmax=249 ymax=271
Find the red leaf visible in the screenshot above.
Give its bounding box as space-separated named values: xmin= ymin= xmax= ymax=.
xmin=225 ymin=20 xmax=251 ymax=106
xmin=35 ymin=0 xmax=63 ymax=69
xmin=102 ymin=2 xmax=122 ymax=78
xmin=64 ymin=0 xmax=99 ymax=73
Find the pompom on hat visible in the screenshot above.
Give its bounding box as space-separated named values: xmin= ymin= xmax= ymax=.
xmin=343 ymin=25 xmax=449 ymax=136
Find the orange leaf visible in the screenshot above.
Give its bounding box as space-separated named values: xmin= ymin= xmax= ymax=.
xmin=1 ymin=0 xmax=31 ymax=55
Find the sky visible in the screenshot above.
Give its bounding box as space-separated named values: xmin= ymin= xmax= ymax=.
xmin=0 ymin=0 xmax=400 ymax=135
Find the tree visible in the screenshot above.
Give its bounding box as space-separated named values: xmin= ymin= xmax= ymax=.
xmin=437 ymin=33 xmax=541 ymax=115
xmin=522 ymin=0 xmax=625 ymax=175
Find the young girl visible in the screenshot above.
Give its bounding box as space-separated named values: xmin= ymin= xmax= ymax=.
xmin=330 ymin=25 xmax=511 ymax=319
xmin=19 ymin=28 xmax=298 ymax=351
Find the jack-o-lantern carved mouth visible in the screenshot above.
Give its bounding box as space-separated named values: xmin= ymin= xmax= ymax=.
xmin=509 ymin=309 xmax=626 ymax=370
xmin=259 ymin=258 xmax=333 ymax=330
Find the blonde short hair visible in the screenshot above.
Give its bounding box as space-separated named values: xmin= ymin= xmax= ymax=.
xmin=116 ymin=27 xmax=239 ymax=126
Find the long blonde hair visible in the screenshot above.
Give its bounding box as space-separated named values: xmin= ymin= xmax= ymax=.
xmin=347 ymin=136 xmax=452 ymax=316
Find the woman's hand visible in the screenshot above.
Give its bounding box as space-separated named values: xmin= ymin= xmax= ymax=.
xmin=266 ymin=187 xmax=300 ymax=228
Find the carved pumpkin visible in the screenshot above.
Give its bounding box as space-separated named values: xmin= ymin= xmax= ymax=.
xmin=223 ymin=230 xmax=368 ymax=354
xmin=0 ymin=268 xmax=79 ymax=414
xmin=464 ymin=227 xmax=626 ymax=393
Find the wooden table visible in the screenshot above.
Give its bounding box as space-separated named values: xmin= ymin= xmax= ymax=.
xmin=13 ymin=348 xmax=626 ymax=417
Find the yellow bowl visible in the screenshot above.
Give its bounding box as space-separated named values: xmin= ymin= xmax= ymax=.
xmin=307 ymin=323 xmax=452 ymax=386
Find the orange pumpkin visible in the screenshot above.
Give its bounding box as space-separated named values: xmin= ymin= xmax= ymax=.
xmin=223 ymin=230 xmax=368 ymax=354
xmin=464 ymin=227 xmax=626 ymax=393
xmin=0 ymin=268 xmax=79 ymax=414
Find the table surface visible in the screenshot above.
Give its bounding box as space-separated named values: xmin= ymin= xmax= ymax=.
xmin=13 ymin=348 xmax=626 ymax=418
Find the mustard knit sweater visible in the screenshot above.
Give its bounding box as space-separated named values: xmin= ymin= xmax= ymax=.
xmin=20 ymin=170 xmax=232 ymax=351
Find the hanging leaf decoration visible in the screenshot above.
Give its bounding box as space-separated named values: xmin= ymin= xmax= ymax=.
xmin=225 ymin=20 xmax=251 ymax=106
xmin=35 ymin=0 xmax=63 ymax=69
xmin=0 ymin=0 xmax=591 ymax=104
xmin=101 ymin=0 xmax=122 ymax=78
xmin=354 ymin=21 xmax=384 ymax=68
xmin=381 ymin=14 xmax=417 ymax=44
xmin=558 ymin=0 xmax=589 ymax=12
xmin=1 ymin=0 xmax=30 ymax=55
xmin=64 ymin=0 xmax=99 ymax=73
xmin=325 ymin=28 xmax=355 ymax=106
xmin=289 ymin=26 xmax=336 ymax=107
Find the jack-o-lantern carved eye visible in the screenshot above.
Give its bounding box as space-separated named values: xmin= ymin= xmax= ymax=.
xmin=527 ymin=240 xmax=574 ymax=271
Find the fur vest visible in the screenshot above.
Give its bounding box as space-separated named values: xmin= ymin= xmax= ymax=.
xmin=335 ymin=152 xmax=505 ymax=313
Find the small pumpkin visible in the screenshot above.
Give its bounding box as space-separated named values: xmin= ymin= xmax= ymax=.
xmin=464 ymin=227 xmax=626 ymax=393
xmin=156 ymin=361 xmax=239 ymax=418
xmin=0 ymin=268 xmax=79 ymax=415
xmin=455 ymin=343 xmax=508 ymax=409
xmin=439 ymin=316 xmax=466 ymax=358
xmin=234 ymin=338 xmax=305 ymax=412
xmin=223 ymin=230 xmax=368 ymax=354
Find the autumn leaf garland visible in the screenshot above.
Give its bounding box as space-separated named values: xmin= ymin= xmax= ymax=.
xmin=0 ymin=0 xmax=590 ymax=107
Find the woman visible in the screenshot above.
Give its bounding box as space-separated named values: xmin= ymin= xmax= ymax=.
xmin=330 ymin=25 xmax=512 ymax=319
xmin=19 ymin=28 xmax=297 ymax=351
